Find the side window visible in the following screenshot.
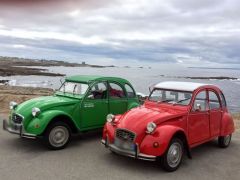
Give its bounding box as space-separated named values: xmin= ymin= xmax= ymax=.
xmin=209 ymin=91 xmax=221 ymax=110
xmin=109 ymin=82 xmax=126 ymax=99
xmin=125 ymin=84 xmax=135 ymax=98
xmin=220 ymin=92 xmax=227 ymax=108
xmin=88 ymin=82 xmax=107 ymax=99
xmin=192 ymin=91 xmax=208 ymax=112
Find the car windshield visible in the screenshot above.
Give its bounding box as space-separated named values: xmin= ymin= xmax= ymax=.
xmin=59 ymin=82 xmax=89 ymax=95
xmin=149 ymin=89 xmax=192 ymax=105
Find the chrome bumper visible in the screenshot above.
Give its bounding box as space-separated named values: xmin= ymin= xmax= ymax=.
xmin=101 ymin=139 xmax=156 ymax=161
xmin=3 ymin=119 xmax=37 ymax=139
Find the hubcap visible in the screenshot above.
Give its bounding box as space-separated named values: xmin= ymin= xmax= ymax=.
xmin=224 ymin=135 xmax=231 ymax=146
xmin=167 ymin=142 xmax=182 ymax=168
xmin=49 ymin=126 xmax=69 ymax=148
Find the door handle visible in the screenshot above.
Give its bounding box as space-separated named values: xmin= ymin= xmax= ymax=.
xmin=83 ymin=103 xmax=95 ymax=108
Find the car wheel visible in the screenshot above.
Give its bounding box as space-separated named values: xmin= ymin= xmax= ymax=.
xmin=44 ymin=122 xmax=71 ymax=150
xmin=161 ymin=138 xmax=184 ymax=172
xmin=218 ymin=134 xmax=232 ymax=148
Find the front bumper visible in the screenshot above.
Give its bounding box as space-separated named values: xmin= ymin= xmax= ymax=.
xmin=3 ymin=119 xmax=37 ymax=139
xmin=101 ymin=139 xmax=157 ymax=161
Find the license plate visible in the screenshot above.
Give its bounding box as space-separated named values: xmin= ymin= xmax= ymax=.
xmin=114 ymin=138 xmax=135 ymax=151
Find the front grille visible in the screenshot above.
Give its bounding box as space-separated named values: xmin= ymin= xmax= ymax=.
xmin=12 ymin=113 xmax=23 ymax=124
xmin=115 ymin=128 xmax=135 ymax=142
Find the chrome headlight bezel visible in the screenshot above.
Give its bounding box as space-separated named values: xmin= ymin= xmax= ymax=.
xmin=9 ymin=101 xmax=18 ymax=110
xmin=32 ymin=107 xmax=41 ymax=117
xmin=146 ymin=122 xmax=157 ymax=134
xmin=106 ymin=114 xmax=115 ymax=123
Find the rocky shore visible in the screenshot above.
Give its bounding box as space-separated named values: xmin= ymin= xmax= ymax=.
xmin=0 ymin=56 xmax=115 ymax=77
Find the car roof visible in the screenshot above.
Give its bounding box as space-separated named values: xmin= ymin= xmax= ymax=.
xmin=154 ymin=81 xmax=212 ymax=92
xmin=65 ymin=75 xmax=131 ymax=84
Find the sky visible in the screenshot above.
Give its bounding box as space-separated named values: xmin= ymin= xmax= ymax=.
xmin=0 ymin=0 xmax=240 ymax=66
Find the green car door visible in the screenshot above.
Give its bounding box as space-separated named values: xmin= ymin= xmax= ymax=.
xmin=108 ymin=81 xmax=128 ymax=115
xmin=81 ymin=81 xmax=109 ymax=128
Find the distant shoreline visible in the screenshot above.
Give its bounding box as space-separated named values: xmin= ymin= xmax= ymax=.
xmin=188 ymin=67 xmax=240 ymax=70
xmin=157 ymin=74 xmax=239 ymax=80
xmin=0 ymin=56 xmax=116 ymax=77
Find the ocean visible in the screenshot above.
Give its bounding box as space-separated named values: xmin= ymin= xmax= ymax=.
xmin=1 ymin=65 xmax=240 ymax=112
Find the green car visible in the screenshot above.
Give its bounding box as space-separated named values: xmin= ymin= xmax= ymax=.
xmin=3 ymin=75 xmax=140 ymax=149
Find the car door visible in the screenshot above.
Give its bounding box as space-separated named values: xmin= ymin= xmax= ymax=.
xmin=188 ymin=90 xmax=210 ymax=144
xmin=81 ymin=81 xmax=109 ymax=128
xmin=208 ymin=90 xmax=222 ymax=137
xmin=108 ymin=81 xmax=128 ymax=115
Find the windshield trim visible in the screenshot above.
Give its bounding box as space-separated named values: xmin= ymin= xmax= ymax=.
xmin=57 ymin=81 xmax=89 ymax=96
xmin=148 ymin=88 xmax=193 ymax=106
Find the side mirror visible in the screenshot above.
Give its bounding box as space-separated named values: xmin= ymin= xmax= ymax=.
xmin=196 ymin=103 xmax=202 ymax=111
xmin=148 ymin=83 xmax=157 ymax=93
xmin=60 ymin=78 xmax=65 ymax=85
xmin=136 ymin=92 xmax=148 ymax=104
xmin=149 ymin=86 xmax=154 ymax=93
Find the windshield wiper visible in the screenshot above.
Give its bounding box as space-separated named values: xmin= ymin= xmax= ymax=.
xmin=157 ymin=99 xmax=173 ymax=103
xmin=173 ymin=98 xmax=191 ymax=105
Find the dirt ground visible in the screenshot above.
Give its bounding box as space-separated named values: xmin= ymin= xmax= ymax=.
xmin=0 ymin=85 xmax=53 ymax=116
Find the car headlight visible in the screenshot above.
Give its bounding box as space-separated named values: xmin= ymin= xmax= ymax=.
xmin=9 ymin=101 xmax=18 ymax=110
xmin=32 ymin=107 xmax=41 ymax=117
xmin=146 ymin=122 xmax=157 ymax=133
xmin=106 ymin=114 xmax=115 ymax=123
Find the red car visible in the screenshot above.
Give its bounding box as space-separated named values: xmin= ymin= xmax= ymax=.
xmin=101 ymin=81 xmax=235 ymax=171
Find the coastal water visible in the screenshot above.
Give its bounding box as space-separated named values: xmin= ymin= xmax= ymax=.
xmin=1 ymin=65 xmax=240 ymax=112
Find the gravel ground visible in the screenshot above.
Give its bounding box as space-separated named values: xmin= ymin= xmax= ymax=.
xmin=0 ymin=117 xmax=239 ymax=180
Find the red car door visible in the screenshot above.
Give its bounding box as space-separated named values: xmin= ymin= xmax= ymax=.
xmin=188 ymin=90 xmax=210 ymax=144
xmin=208 ymin=90 xmax=222 ymax=137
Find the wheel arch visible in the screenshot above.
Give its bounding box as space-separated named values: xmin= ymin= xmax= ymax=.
xmin=37 ymin=110 xmax=79 ymax=135
xmin=221 ymin=112 xmax=235 ymax=136
xmin=171 ymin=130 xmax=192 ymax=159
xmin=46 ymin=114 xmax=79 ymax=134
xmin=140 ymin=125 xmax=191 ymax=158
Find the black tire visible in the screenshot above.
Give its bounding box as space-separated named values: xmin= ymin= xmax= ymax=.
xmin=218 ymin=134 xmax=232 ymax=148
xmin=44 ymin=121 xmax=71 ymax=150
xmin=160 ymin=138 xmax=184 ymax=172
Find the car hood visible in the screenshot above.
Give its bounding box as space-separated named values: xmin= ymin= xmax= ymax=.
xmin=117 ymin=105 xmax=187 ymax=141
xmin=14 ymin=95 xmax=80 ymax=118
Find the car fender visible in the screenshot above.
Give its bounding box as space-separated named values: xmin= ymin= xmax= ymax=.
xmin=220 ymin=112 xmax=235 ymax=136
xmin=25 ymin=110 xmax=77 ymax=135
xmin=140 ymin=125 xmax=188 ymax=157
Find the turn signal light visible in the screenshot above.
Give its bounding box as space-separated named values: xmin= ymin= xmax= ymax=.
xmin=153 ymin=142 xmax=159 ymax=148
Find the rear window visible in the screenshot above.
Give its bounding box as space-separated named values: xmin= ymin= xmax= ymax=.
xmin=209 ymin=91 xmax=221 ymax=110
xmin=220 ymin=92 xmax=227 ymax=107
xmin=125 ymin=84 xmax=135 ymax=98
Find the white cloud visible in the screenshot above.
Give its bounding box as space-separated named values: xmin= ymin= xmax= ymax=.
xmin=0 ymin=0 xmax=240 ymax=65
xmin=68 ymin=10 xmax=80 ymax=17
xmin=0 ymin=29 xmax=105 ymax=45
xmin=12 ymin=44 xmax=26 ymax=48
